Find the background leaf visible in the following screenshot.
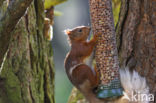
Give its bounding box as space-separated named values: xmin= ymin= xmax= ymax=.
xmin=44 ymin=0 xmax=67 ymax=9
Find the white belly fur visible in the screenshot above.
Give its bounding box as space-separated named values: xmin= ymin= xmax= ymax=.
xmin=84 ymin=52 xmax=96 ymax=75
xmin=69 ymin=52 xmax=96 ymax=76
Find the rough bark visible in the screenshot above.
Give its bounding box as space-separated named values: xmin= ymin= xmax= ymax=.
xmin=0 ymin=0 xmax=55 ymax=103
xmin=116 ymin=0 xmax=156 ymax=97
xmin=0 ymin=0 xmax=33 ymax=69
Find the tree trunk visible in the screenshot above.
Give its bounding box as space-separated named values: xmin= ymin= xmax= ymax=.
xmin=68 ymin=0 xmax=156 ymax=103
xmin=117 ymin=0 xmax=156 ymax=98
xmin=0 ymin=0 xmax=55 ymax=103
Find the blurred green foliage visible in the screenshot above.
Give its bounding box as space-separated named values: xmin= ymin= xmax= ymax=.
xmin=54 ymin=10 xmax=63 ymax=16
xmin=44 ymin=0 xmax=67 ymax=9
xmin=112 ymin=0 xmax=121 ymax=26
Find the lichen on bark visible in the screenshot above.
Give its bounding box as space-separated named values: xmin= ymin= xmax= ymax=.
xmin=0 ymin=0 xmax=55 ymax=103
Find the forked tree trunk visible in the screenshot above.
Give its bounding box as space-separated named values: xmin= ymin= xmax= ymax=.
xmin=0 ymin=1 xmax=55 ymax=103
xmin=68 ymin=0 xmax=156 ymax=103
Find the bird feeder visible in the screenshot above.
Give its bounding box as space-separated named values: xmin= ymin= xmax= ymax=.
xmin=89 ymin=0 xmax=123 ymax=98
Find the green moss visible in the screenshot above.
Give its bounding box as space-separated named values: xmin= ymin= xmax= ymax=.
xmin=0 ymin=0 xmax=55 ymax=103
xmin=5 ymin=72 xmax=23 ymax=103
xmin=0 ymin=61 xmax=23 ymax=103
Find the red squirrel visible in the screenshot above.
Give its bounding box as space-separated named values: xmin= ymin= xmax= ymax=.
xmin=64 ymin=26 xmax=150 ymax=103
xmin=64 ymin=26 xmax=101 ymax=103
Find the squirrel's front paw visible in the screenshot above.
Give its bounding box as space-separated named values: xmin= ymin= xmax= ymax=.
xmin=94 ymin=32 xmax=102 ymax=40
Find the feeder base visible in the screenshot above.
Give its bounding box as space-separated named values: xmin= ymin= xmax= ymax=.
xmin=96 ymin=88 xmax=123 ymax=99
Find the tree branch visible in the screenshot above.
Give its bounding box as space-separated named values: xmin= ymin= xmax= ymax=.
xmin=0 ymin=0 xmax=33 ymax=70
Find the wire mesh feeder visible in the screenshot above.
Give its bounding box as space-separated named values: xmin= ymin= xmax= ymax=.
xmin=89 ymin=0 xmax=123 ymax=98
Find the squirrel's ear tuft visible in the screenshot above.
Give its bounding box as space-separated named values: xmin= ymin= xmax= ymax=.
xmin=64 ymin=29 xmax=71 ymax=35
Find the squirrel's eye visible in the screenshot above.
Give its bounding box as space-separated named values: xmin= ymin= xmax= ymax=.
xmin=78 ymin=29 xmax=82 ymax=32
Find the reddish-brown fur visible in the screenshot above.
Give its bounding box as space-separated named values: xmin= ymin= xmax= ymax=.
xmin=64 ymin=26 xmax=139 ymax=103
xmin=64 ymin=26 xmax=101 ymax=103
xmin=64 ymin=26 xmax=134 ymax=103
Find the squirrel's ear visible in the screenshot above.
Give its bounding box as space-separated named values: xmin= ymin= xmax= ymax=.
xmin=64 ymin=29 xmax=71 ymax=35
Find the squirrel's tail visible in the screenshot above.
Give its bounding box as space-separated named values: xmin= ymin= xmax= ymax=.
xmin=119 ymin=67 xmax=149 ymax=103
